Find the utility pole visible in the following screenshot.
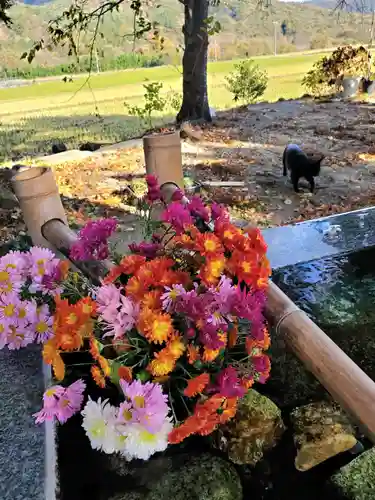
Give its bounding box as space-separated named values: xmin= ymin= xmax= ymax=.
xmin=94 ymin=49 xmax=100 ymax=74
xmin=273 ymin=21 xmax=278 ymax=56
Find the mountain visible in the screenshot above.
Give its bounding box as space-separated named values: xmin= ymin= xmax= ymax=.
xmin=1 ymin=0 xmax=373 ymax=70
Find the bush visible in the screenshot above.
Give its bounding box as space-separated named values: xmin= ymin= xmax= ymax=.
xmin=225 ymin=60 xmax=268 ymax=104
xmin=302 ymin=45 xmax=372 ymax=96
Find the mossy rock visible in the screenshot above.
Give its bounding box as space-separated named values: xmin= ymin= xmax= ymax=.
xmin=330 ymin=447 xmax=375 ymax=499
xmin=108 ymin=453 xmax=242 ymax=500
xmin=213 ymin=389 xmax=285 ymax=465
xmin=291 ymin=401 xmax=357 ymax=472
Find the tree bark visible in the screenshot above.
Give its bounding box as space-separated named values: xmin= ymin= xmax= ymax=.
xmin=177 ymin=0 xmax=211 ymax=123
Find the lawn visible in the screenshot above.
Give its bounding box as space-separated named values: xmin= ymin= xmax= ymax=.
xmin=0 ymin=51 xmax=324 ymax=162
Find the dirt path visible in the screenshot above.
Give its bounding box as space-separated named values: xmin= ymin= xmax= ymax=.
xmin=2 ymin=98 xmax=375 ymax=243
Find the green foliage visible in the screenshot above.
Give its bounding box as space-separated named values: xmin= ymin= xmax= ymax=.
xmin=302 ymin=45 xmax=372 ymax=96
xmin=225 ymin=60 xmax=268 ymax=104
xmin=0 ymin=53 xmax=164 ymax=80
xmin=125 ymin=81 xmax=166 ymax=128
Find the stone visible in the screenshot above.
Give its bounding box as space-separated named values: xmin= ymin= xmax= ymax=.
xmin=107 ymin=453 xmax=242 ymax=500
xmin=330 ymin=447 xmax=375 ymax=499
xmin=290 ymin=401 xmax=357 ymax=472
xmin=213 ymin=389 xmax=285 ymax=466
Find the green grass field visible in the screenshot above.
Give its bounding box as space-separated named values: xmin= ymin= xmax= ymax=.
xmin=0 ymin=52 xmax=324 ymax=162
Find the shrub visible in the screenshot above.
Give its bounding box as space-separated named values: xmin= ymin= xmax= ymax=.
xmin=226 ymin=60 xmax=268 ymax=104
xmin=302 ymin=45 xmax=372 ymax=96
xmin=125 ymin=81 xmax=166 ymax=128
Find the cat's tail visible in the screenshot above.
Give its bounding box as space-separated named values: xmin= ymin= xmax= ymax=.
xmin=282 ymin=147 xmax=287 ymax=176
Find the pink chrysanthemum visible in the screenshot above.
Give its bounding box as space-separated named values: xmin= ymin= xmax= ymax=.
xmin=161 ymin=284 xmax=185 ymax=312
xmin=34 ymin=379 xmax=86 ymax=424
xmin=0 ymin=292 xmax=24 ymax=326
xmin=0 ymin=251 xmax=27 ymax=294
xmin=33 ymin=304 xmax=54 ymax=343
xmin=100 ymin=295 xmax=138 ymax=339
xmin=95 ymin=284 xmax=122 ymax=322
xmin=119 ymin=379 xmax=169 ymax=433
xmin=6 ymin=324 xmax=34 ymax=350
xmin=28 ymin=247 xmax=60 ymax=286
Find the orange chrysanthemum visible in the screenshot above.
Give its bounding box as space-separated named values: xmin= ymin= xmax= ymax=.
xmin=244 ymin=227 xmax=268 ymax=255
xmin=42 ymin=339 xmax=58 ymax=365
xmin=138 ymin=308 xmax=174 ymax=344
xmin=172 ymin=233 xmax=194 ymax=250
xmin=98 ymin=355 xmax=110 ymax=377
xmin=125 ymin=276 xmax=145 ymax=301
xmin=228 ymin=325 xmax=238 ymax=348
xmin=200 ymin=255 xmax=226 ymax=286
xmin=148 ymin=349 xmax=176 ymax=376
xmin=184 ymin=373 xmax=210 ymax=397
xmin=91 ymin=365 xmax=106 ymax=388
xmin=194 ymin=232 xmax=223 ymax=257
xmin=215 ymin=221 xmax=243 ymax=252
xmin=246 ymin=328 xmax=270 ymax=355
xmin=141 ymin=290 xmax=162 ymax=310
xmin=120 ymin=255 xmax=147 ymax=275
xmin=166 ymin=333 xmax=185 ymax=360
xmin=187 ymin=345 xmax=200 ymax=365
xmin=78 ymin=297 xmax=97 ymax=317
xmin=118 ymin=366 xmax=133 ymax=382
xmin=202 ymin=347 xmax=220 ymax=363
xmin=58 ymin=260 xmax=70 ymax=281
xmin=168 ymin=424 xmax=193 ymax=445
xmin=103 ymin=266 xmax=123 ymax=284
xmin=52 ymin=352 xmax=65 ymax=381
xmin=218 ymin=397 xmax=238 ymax=424
xmin=89 ymin=337 xmax=101 ymax=360
xmin=241 ymin=375 xmax=254 ymax=390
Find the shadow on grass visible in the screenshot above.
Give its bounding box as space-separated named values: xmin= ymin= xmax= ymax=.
xmin=0 ymin=112 xmax=176 ymax=162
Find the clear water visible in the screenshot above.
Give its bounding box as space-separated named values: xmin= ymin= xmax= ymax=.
xmin=267 ymin=246 xmax=375 ymax=408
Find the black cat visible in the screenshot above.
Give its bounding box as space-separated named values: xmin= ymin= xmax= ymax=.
xmin=282 ymin=144 xmax=324 ymax=193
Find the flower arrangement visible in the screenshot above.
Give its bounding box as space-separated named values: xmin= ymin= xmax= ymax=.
xmin=0 ymin=175 xmax=271 ymax=462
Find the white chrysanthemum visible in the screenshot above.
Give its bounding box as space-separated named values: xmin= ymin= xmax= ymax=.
xmin=121 ymin=419 xmax=173 ymax=461
xmin=81 ymin=398 xmax=125 ymax=454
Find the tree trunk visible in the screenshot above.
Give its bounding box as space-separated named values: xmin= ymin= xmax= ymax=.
xmin=177 ymin=0 xmax=211 ymax=123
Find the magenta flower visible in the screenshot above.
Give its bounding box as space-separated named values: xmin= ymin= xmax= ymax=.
xmin=146 ymin=175 xmax=162 ymax=202
xmin=188 ymin=195 xmax=210 ymax=222
xmin=161 ymin=202 xmax=193 ymax=235
xmin=70 ymin=218 xmax=117 ymax=261
xmin=214 ymin=366 xmax=246 ymax=398
xmin=34 ymin=379 xmax=86 ymax=424
xmin=231 ymin=288 xmax=266 ymax=325
xmin=128 ymin=240 xmax=161 ymax=259
xmin=171 ymin=188 xmax=184 ymax=202
xmin=119 ymin=379 xmax=169 ymax=433
xmin=211 ymin=203 xmax=229 ymax=221
xmin=199 ymin=322 xmax=227 ymax=350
